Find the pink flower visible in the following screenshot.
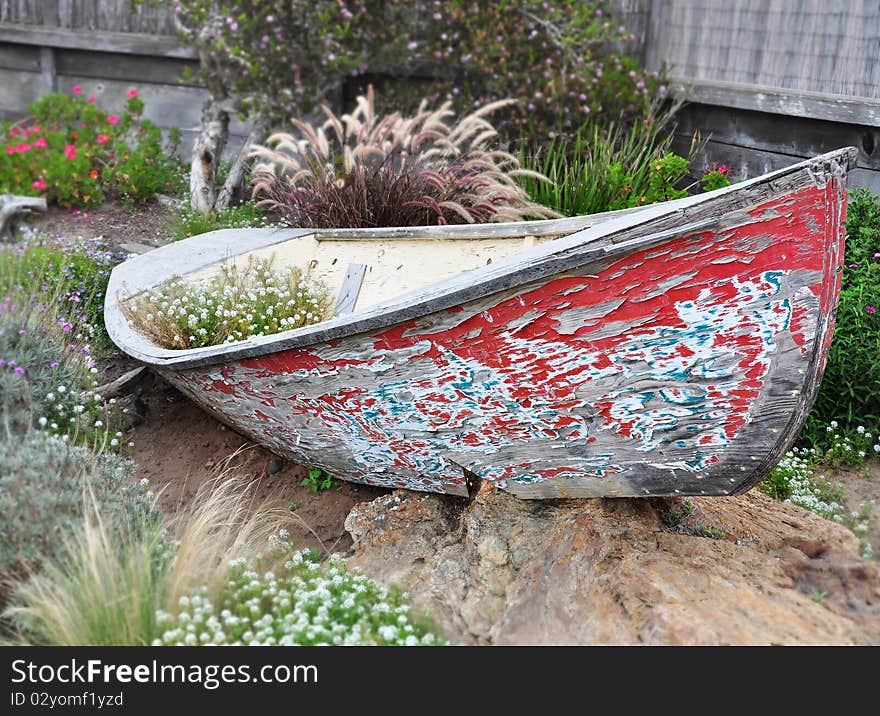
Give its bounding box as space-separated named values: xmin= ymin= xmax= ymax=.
xmin=86 ymin=95 xmax=96 ymax=104
xmin=31 ymin=179 xmax=47 ymax=190
xmin=868 ymin=306 xmax=877 ymax=314
xmin=72 ymin=84 xmax=82 ymax=95
xmin=106 ymin=115 xmax=119 ymax=125
xmin=64 ymin=144 xmax=77 ymax=160
xmin=33 ymin=137 xmax=47 ymax=148
xmin=16 ymin=142 xmax=32 ymax=153
xmin=96 ymin=134 xmax=109 ymax=145
xmin=31 ymin=125 xmax=40 ymax=134
xmin=126 ymin=87 xmax=138 ymax=97
xmin=9 ymin=127 xmax=19 ymax=137
xmin=719 ymin=164 xmax=729 ymax=175
xmin=4 ymin=146 xmax=14 ymax=155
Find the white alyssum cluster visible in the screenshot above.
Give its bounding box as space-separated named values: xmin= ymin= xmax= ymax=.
xmin=769 ymin=424 xmax=875 ymax=559
xmin=125 ymin=257 xmax=329 ymax=350
xmin=153 ymin=551 xmax=442 ymax=646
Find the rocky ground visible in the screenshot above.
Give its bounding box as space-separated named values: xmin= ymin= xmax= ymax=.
xmin=24 ymin=200 xmax=880 ymax=645
xmin=347 ymin=486 xmax=880 ymax=645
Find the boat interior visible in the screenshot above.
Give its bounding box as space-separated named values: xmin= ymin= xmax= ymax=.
xmin=180 ymin=211 xmax=636 ymax=317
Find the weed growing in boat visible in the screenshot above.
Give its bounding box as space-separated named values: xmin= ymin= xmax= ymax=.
xmin=762 ymin=429 xmax=875 ymax=559
xmin=122 ymin=256 xmax=331 ymax=350
xmin=250 ymin=87 xmax=559 ymax=228
xmin=803 ymin=188 xmax=880 ymax=447
xmin=301 ymin=467 xmax=334 ymax=493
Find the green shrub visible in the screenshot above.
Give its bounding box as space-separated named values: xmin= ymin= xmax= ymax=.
xmin=380 ymin=0 xmax=663 ymax=144
xmin=0 ymin=431 xmax=160 ymax=597
xmin=802 ymin=188 xmax=880 ymax=446
xmin=0 ymin=88 xmax=183 ymax=207
xmin=174 ymin=2 xmax=662 ymax=148
xmin=517 ymin=122 xmax=726 ymax=216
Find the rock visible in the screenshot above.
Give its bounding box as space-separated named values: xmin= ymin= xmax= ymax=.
xmin=344 ymin=486 xmax=880 ymax=645
xmin=269 ymin=458 xmax=285 ymax=474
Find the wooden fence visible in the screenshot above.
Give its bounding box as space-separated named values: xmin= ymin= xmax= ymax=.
xmin=2 ymin=0 xmax=880 ymax=189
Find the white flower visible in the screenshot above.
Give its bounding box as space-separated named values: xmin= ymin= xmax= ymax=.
xmin=38 ymin=417 xmax=48 ymax=427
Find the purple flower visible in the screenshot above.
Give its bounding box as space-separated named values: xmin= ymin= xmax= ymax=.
xmin=63 ymin=322 xmax=73 ymax=333
xmin=50 ymin=361 xmax=60 ymax=368
xmin=849 ymin=263 xmax=859 ymax=268
xmin=868 ymin=306 xmax=877 ymax=314
xmin=13 ymin=366 xmax=25 ymax=376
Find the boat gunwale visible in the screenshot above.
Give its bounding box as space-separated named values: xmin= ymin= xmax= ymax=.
xmin=104 ymin=148 xmax=858 ymax=370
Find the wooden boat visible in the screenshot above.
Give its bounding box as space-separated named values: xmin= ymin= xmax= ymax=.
xmin=106 ymin=147 xmax=856 ymax=499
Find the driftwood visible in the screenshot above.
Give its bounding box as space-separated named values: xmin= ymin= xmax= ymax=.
xmin=0 ymin=193 xmax=46 ymax=240
xmin=94 ymin=366 xmax=147 ymax=400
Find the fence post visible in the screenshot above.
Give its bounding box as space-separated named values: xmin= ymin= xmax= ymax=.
xmin=39 ymin=46 xmax=56 ymax=94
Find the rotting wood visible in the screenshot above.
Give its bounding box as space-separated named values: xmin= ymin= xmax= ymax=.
xmin=94 ymin=366 xmax=147 ymax=400
xmin=105 ymin=149 xmax=857 ymax=500
xmin=0 ymin=193 xmax=46 ymax=239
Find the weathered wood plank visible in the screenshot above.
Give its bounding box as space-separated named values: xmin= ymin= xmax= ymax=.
xmin=55 ymin=48 xmax=198 ymax=86
xmin=672 ymin=77 xmax=880 ymax=128
xmin=673 ymin=133 xmax=880 ymax=194
xmin=0 ymin=41 xmax=40 ymax=71
xmin=0 ymin=23 xmax=195 ymax=58
xmin=648 ymin=0 xmax=880 ymax=100
xmin=334 ymin=263 xmax=367 ymax=316
xmin=675 ymin=103 xmax=880 ymax=171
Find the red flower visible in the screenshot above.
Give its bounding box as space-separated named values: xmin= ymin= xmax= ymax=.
xmin=72 ymin=84 xmax=82 ymax=95
xmin=106 ymin=115 xmax=120 ymax=126
xmin=89 ymin=169 xmax=99 ymax=179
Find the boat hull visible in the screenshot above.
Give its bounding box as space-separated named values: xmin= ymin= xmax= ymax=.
xmin=107 ymin=149 xmax=854 ymax=498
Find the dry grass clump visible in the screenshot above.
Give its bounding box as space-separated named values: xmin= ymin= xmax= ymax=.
xmin=250 ymin=86 xmax=560 ymax=228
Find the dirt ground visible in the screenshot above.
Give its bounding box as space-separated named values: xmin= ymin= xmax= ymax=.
xmin=25 ymin=200 xmax=880 ymax=560
xmin=29 ymin=200 xmax=178 ymax=246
